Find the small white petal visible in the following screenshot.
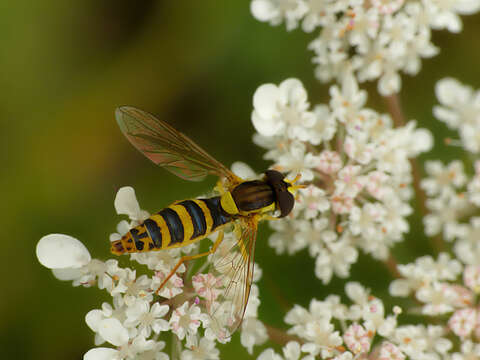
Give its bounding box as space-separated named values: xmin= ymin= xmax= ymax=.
xmin=52 ymin=267 xmax=83 ymax=281
xmin=412 ymin=128 xmax=434 ymax=153
xmin=251 ymin=0 xmax=277 ymax=22
xmin=36 ymin=234 xmax=91 ymax=269
xmin=98 ymin=318 xmax=129 ymax=346
xmin=151 ymin=303 xmax=170 ymax=317
xmin=83 ymin=347 xmax=118 ymax=360
xmin=231 ymin=161 xmax=257 ymax=179
xmin=114 ymin=186 xmax=141 ymax=218
xmin=109 ymin=233 xmax=121 ymax=242
xmin=253 ymin=83 xmax=281 ymax=119
xmin=279 ymin=78 xmax=307 ymax=104
xmin=85 ymin=310 xmax=104 ymax=332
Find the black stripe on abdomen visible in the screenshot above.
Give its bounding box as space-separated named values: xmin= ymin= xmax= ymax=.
xmin=159 ymin=208 xmax=184 ymax=245
xmin=144 ymin=218 xmax=162 ymax=248
xmin=178 ymin=200 xmax=207 ymax=239
xmin=199 ymin=196 xmax=231 ymax=231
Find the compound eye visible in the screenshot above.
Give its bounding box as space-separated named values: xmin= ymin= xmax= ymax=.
xmin=277 ymin=190 xmax=294 ymax=217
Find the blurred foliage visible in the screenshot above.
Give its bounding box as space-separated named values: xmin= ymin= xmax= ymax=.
xmin=2 ymin=1 xmax=480 ymax=359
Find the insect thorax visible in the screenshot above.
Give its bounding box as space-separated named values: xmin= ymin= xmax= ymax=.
xmin=230 ymin=180 xmax=275 ymax=214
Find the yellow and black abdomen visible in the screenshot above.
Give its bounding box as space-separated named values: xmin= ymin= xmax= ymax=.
xmin=111 ymin=197 xmax=233 ymax=255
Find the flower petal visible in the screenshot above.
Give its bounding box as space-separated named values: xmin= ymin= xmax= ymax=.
xmin=85 ymin=310 xmax=104 ymax=332
xmin=253 ymin=83 xmax=281 ymax=119
xmin=83 ymin=347 xmax=118 ymax=360
xmin=250 ymin=0 xmax=278 ymax=22
xmin=98 ymin=318 xmax=129 ymax=346
xmin=231 ymin=161 xmax=257 ymax=179
xmin=51 ymin=267 xmax=83 ymax=281
xmin=114 ymin=186 xmax=141 ymax=219
xmin=36 ymin=234 xmax=91 ymax=269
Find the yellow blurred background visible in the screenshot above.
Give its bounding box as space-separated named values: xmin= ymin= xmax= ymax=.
xmin=2 ymin=1 xmax=480 ymax=359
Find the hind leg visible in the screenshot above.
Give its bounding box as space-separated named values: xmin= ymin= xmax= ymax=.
xmin=155 ymin=230 xmax=225 ymax=295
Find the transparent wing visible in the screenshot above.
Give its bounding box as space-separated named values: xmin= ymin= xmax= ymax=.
xmin=116 ymin=106 xmax=237 ymax=182
xmin=207 ymin=217 xmax=258 ymax=339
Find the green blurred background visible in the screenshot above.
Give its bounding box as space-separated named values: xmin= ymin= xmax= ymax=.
xmin=2 ymin=1 xmax=480 ymax=359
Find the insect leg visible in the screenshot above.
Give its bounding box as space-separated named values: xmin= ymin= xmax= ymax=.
xmin=260 ymin=214 xmax=281 ymax=221
xmin=155 ymin=230 xmax=225 ymax=295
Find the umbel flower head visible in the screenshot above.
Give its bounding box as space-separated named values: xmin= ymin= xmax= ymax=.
xmin=251 ymin=75 xmax=432 ymax=284
xmin=251 ymin=0 xmax=480 ymax=95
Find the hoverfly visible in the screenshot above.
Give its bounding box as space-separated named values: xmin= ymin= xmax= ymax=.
xmin=111 ymin=106 xmax=303 ymax=337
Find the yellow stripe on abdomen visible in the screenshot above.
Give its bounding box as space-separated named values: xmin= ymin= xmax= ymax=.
xmin=169 ymin=204 xmax=194 ymax=244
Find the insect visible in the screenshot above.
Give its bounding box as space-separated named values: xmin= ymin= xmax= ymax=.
xmin=111 ymin=106 xmax=303 ymax=337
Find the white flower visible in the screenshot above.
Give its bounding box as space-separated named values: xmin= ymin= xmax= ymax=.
xmin=434 ymin=77 xmax=480 ymax=153
xmin=132 ymin=248 xmax=186 ymax=273
xmin=125 ymin=299 xmax=170 ymax=337
xmin=377 ymin=341 xmax=405 ymax=360
xmin=349 ymin=203 xmax=386 ymax=241
xmin=309 ymin=105 xmax=337 ymax=145
xmin=250 ymin=0 xmax=308 ymax=30
xmin=421 ymin=160 xmax=467 ymax=196
xmin=452 ymin=340 xmax=480 ymax=360
xmin=393 ymin=325 xmax=430 ymax=358
xmin=416 ymin=282 xmax=458 ymax=315
xmin=252 ymin=78 xmax=316 ymax=140
xmin=258 ymin=348 xmax=284 ymax=360
xmin=272 ymin=141 xmax=320 ymax=181
xmin=448 ymin=308 xmax=477 ymax=337
xmin=372 ymin=0 xmax=405 ymax=14
xmin=296 ymin=186 xmax=330 ymax=220
xmin=181 ymin=337 xmax=220 ymax=360
xmin=285 ymin=299 xmax=342 ymax=358
xmin=315 ymin=235 xmax=358 ymax=284
xmin=317 ymin=150 xmax=342 ymax=174
xmin=463 ymin=265 xmax=480 ymax=292
xmin=329 ymin=72 xmax=368 ymax=126
xmin=135 ymin=341 xmax=169 ymax=360
xmin=424 ymin=0 xmax=480 ymax=33
xmin=84 ymin=336 xmax=156 ymax=360
xmin=453 ymin=217 xmax=480 ymax=265
xmin=169 ymin=302 xmax=207 ymax=344
xmin=343 ymin=323 xmax=371 ymax=354
xmin=344 ymin=135 xmax=375 ymax=165
xmin=268 ymin=219 xmax=299 ymax=255
xmin=467 ymin=163 xmax=480 ymax=205
xmin=335 ymin=165 xmax=366 ymax=197
xmin=241 ymin=317 xmax=268 ymax=354
xmin=192 ymin=273 xmax=223 ymax=304
xmin=257 ymin=341 xmax=314 ymax=360
xmin=110 ymin=269 xmax=152 ymax=305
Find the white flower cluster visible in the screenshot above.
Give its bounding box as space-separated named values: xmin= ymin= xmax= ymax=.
xmin=36 ymin=187 xmax=267 ymax=360
xmin=390 ymin=77 xmax=480 ymax=359
xmin=251 ymin=0 xmax=480 ymax=95
xmin=390 ymin=253 xmax=480 ymax=359
xmin=434 ymin=77 xmax=480 ymax=153
xmin=256 ymin=282 xmax=445 ymax=360
xmin=422 ymin=78 xmax=480 ymax=245
xmin=252 ymin=76 xmax=432 ymax=284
